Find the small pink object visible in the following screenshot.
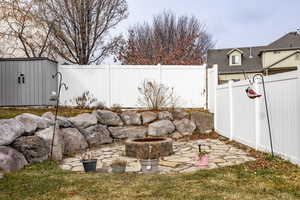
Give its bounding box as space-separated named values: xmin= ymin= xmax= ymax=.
xmin=195 ymin=155 xmax=209 ymax=168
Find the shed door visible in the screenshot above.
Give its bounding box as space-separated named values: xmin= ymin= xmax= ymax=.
xmin=18 ymin=61 xmax=44 ymax=106
xmin=0 ymin=62 xmax=20 ymax=106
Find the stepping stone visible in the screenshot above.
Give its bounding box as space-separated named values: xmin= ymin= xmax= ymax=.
xmin=211 ymin=158 xmax=226 ymax=163
xmin=60 ymin=164 xmax=72 ymax=170
xmin=159 ymin=160 xmax=181 ymax=168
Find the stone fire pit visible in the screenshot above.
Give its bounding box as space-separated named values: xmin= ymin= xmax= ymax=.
xmin=125 ymin=137 xmax=173 ymax=159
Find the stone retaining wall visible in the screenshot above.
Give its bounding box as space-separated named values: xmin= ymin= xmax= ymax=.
xmin=0 ymin=109 xmax=213 ymax=172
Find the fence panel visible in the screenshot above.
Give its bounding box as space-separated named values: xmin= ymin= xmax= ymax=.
xmin=215 ymin=69 xmax=300 ymax=166
xmin=59 ymin=64 xmax=206 ymax=108
xmin=215 ymin=84 xmax=231 ymax=138
xmin=231 ymin=81 xmax=257 ymax=147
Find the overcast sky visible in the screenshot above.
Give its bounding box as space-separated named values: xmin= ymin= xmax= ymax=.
xmin=116 ymin=0 xmax=300 ymax=49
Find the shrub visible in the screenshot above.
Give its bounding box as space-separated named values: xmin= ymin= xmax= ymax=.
xmin=137 ymin=80 xmax=180 ymax=110
xmin=71 ymin=91 xmax=97 ymax=108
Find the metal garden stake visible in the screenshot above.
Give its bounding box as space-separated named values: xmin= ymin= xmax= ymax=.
xmin=50 ymin=72 xmax=68 ymax=159
xmin=252 ymin=74 xmax=274 ymax=157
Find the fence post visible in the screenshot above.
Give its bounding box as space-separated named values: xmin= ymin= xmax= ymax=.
xmin=254 ymin=79 xmax=260 ymax=150
xmin=296 ymin=66 xmax=300 ymax=164
xmin=228 ymin=80 xmax=234 ymax=140
xmin=158 ymin=64 xmax=162 ymax=84
xmin=213 ymin=65 xmax=218 ymax=130
xmin=107 ymin=65 xmax=112 ymax=107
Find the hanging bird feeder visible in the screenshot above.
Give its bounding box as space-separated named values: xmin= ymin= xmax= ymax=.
xmin=245 ymin=85 xmax=261 ymax=99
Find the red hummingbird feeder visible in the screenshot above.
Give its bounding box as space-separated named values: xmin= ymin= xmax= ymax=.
xmin=245 ymin=86 xmax=261 ymax=99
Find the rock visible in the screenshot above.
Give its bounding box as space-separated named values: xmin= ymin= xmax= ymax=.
xmin=0 ymin=146 xmax=28 ymax=172
xmin=120 ymin=111 xmax=141 ymax=125
xmin=41 ymin=112 xmax=73 ymax=128
xmin=15 ymin=113 xmax=50 ymax=134
xmin=158 ymin=111 xmax=173 ymax=120
xmin=173 ymin=119 xmax=196 ymax=134
xmin=171 ymin=132 xmax=183 ymax=139
xmin=172 ymin=109 xmax=189 ymax=120
xmin=81 ymin=125 xmax=113 ymax=147
xmin=148 ymin=120 xmax=175 ymax=137
xmin=42 ymin=112 xmax=55 ymax=121
xmin=11 ymin=136 xmax=48 ymax=164
xmin=57 ymin=117 xmax=73 ymax=128
xmin=108 ymin=126 xmax=147 ymax=139
xmin=180 ymin=132 xmax=193 ymax=136
xmin=0 ymin=119 xmax=25 ymax=145
xmin=141 ymin=111 xmax=157 ymax=124
xmin=191 ymin=112 xmax=214 ymax=133
xmin=92 ymin=110 xmax=123 ymax=126
xmin=36 ymin=127 xmax=65 ymax=161
xmin=61 ymin=128 xmax=88 ymax=153
xmin=69 ymin=113 xmax=97 ymax=129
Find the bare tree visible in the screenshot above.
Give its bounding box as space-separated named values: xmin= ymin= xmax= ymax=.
xmin=38 ymin=0 xmax=128 ymax=64
xmin=116 ymin=11 xmax=214 ymax=65
xmin=0 ymin=0 xmax=54 ymax=58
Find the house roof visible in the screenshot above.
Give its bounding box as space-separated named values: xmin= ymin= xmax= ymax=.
xmin=207 ymin=46 xmax=264 ymax=74
xmin=208 ymin=32 xmax=300 ymax=74
xmin=262 ymin=32 xmax=300 ymax=51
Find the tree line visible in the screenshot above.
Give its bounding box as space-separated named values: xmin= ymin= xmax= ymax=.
xmin=0 ymin=0 xmax=214 ymax=65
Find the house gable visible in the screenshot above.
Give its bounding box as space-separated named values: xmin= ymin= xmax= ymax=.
xmin=227 ymin=49 xmax=243 ymax=66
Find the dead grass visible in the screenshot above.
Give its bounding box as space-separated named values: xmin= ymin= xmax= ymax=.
xmin=0 ymin=107 xmax=209 ymax=119
xmin=0 ymin=107 xmax=92 ymax=119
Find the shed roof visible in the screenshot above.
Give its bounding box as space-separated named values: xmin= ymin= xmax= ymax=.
xmin=0 ymin=57 xmax=58 ymax=64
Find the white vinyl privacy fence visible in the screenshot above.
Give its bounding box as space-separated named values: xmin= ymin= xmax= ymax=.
xmin=215 ymin=69 xmax=300 ymax=165
xmin=59 ymin=65 xmax=209 ymax=108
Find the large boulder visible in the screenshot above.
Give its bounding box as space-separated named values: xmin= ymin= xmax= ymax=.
xmin=61 ymin=128 xmax=88 ymax=153
xmin=41 ymin=112 xmax=55 ymax=121
xmin=158 ymin=111 xmax=173 ymax=120
xmin=36 ymin=127 xmax=64 ymax=161
xmin=92 ymin=110 xmax=123 ymax=126
xmin=0 ymin=146 xmax=28 ymax=172
xmin=41 ymin=112 xmax=73 ymax=128
xmin=148 ymin=120 xmax=175 ymax=137
xmin=69 ymin=113 xmax=97 ymax=129
xmin=81 ymin=125 xmax=113 ymax=147
xmin=120 ymin=111 xmax=142 ymax=125
xmin=173 ymin=119 xmax=196 ymax=134
xmin=0 ymin=119 xmax=25 ymax=145
xmin=57 ymin=117 xmax=73 ymax=128
xmin=11 ymin=136 xmax=48 ymax=164
xmin=108 ymin=126 xmax=148 ymax=139
xmin=191 ymin=112 xmax=214 ymax=133
xmin=172 ymin=109 xmax=189 ymax=120
xmin=141 ymin=111 xmax=157 ymax=124
xmin=15 ymin=113 xmax=50 ymax=134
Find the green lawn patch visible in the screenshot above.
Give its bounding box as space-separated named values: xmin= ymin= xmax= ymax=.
xmin=0 ymin=156 xmax=299 ymax=200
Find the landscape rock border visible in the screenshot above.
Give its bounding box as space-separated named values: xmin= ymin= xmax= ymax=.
xmin=0 ymin=109 xmax=213 ymax=172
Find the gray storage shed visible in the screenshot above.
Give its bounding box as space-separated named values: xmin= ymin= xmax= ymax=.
xmin=0 ymin=58 xmax=58 ymax=106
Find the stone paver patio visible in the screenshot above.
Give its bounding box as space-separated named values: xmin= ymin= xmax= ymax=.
xmin=60 ymin=139 xmax=255 ymax=174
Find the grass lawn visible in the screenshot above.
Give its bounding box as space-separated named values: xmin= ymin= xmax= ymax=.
xmin=0 ymin=154 xmax=299 ymax=200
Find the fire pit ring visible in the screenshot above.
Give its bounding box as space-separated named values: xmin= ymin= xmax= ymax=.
xmin=125 ymin=137 xmax=173 ymax=159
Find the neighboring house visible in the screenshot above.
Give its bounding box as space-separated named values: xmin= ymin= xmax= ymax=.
xmin=208 ymin=31 xmax=300 ymax=82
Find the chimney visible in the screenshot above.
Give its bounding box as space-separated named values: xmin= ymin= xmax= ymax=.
xmin=249 ymin=47 xmax=253 ymax=58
